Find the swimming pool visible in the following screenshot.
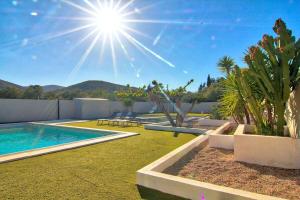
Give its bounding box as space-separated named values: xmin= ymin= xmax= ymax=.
xmin=0 ymin=123 xmax=136 ymax=158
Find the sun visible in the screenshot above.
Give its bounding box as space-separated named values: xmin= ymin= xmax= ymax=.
xmin=93 ymin=7 xmax=124 ymax=34
xmin=60 ymin=0 xmax=180 ymax=77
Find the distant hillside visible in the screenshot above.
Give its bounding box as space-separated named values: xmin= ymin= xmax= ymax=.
xmin=0 ymin=79 xmax=134 ymax=100
xmin=42 ymin=85 xmax=64 ymax=92
xmin=61 ymin=80 xmax=130 ymax=93
xmin=0 ymin=79 xmax=23 ymax=89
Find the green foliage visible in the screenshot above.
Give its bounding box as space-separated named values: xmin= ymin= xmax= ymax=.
xmin=241 ymin=19 xmax=300 ymax=136
xmin=43 ymin=91 xmax=57 ymax=100
xmin=0 ymin=87 xmax=23 ymax=99
xmin=165 ymin=79 xmax=194 ymax=101
xmin=219 ymin=74 xmax=245 ymax=123
xmin=23 ymin=85 xmax=43 ymax=99
xmin=198 ymin=78 xmax=224 ymax=102
xmin=217 ymin=56 xmax=235 ymax=76
xmin=122 ymin=98 xmax=134 ymax=108
xmin=210 ymin=105 xmax=224 ymax=120
xmin=115 ymin=85 xmax=147 ymax=108
xmin=206 ymin=74 xmax=212 ymax=87
xmin=222 ymin=19 xmax=300 ymax=136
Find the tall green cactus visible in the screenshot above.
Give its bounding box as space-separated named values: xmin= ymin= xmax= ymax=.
xmin=243 ymin=19 xmax=300 ymax=136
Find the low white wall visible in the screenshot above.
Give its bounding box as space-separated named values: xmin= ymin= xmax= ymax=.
xmin=0 ymin=99 xmax=58 ymax=123
xmin=137 ymin=131 xmax=283 ymax=200
xmin=74 ymin=98 xmax=111 ymax=119
xmin=234 ymin=124 xmax=300 ymax=169
xmin=0 ymin=98 xmax=218 ymax=123
xmin=59 ymin=100 xmax=75 ymax=119
xmin=144 ymin=124 xmax=208 ymax=134
xmin=209 ymin=122 xmax=234 ymax=150
xmin=197 ymin=119 xmax=228 ymax=126
xmin=133 ymin=102 xmax=155 ymax=113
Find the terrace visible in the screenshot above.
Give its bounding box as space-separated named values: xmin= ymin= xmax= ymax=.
xmin=1 ymin=1 xmax=300 ymax=200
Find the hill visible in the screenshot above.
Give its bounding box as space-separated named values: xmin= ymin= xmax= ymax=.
xmin=60 ymin=80 xmax=130 ymax=93
xmin=42 ymin=85 xmax=65 ymax=92
xmin=0 ymin=79 xmax=23 ymax=89
xmin=0 ymin=79 xmax=135 ymax=100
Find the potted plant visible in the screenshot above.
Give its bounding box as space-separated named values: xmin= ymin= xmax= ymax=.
xmin=231 ymin=19 xmax=300 ymax=169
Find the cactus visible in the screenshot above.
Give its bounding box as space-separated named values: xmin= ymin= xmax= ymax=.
xmin=243 ymin=19 xmax=300 ymax=136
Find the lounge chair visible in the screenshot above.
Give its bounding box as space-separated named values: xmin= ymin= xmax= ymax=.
xmin=124 ymin=112 xmax=141 ymax=126
xmin=97 ymin=112 xmax=119 ymax=126
xmin=108 ymin=112 xmax=128 ymax=126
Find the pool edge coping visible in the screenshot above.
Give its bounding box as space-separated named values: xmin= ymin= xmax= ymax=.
xmin=0 ymin=120 xmax=139 ymax=163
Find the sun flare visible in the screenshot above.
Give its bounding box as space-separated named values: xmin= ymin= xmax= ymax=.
xmin=93 ymin=7 xmax=124 ymax=34
xmin=60 ymin=0 xmax=180 ymax=77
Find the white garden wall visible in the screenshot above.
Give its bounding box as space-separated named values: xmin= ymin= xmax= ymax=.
xmin=0 ymin=99 xmax=58 ymax=123
xmin=0 ymin=98 xmax=218 ymax=123
xmin=59 ymin=100 xmax=75 ymax=119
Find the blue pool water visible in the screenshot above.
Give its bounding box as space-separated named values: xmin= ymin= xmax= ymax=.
xmin=0 ymin=124 xmax=116 ymax=156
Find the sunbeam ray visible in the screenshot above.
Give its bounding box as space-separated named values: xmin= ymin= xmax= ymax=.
xmin=123 ymin=19 xmax=204 ymax=25
xmin=69 ymin=32 xmax=101 ymax=78
xmin=83 ymin=0 xmax=100 ymax=13
xmin=59 ymin=0 xmax=181 ymax=77
xmin=65 ymin=28 xmax=99 ymax=55
xmin=118 ymin=0 xmax=135 ymax=13
xmin=120 ymin=30 xmax=175 ymax=68
xmin=62 ymin=0 xmax=97 ymax=16
xmin=109 ymin=34 xmax=117 ymax=76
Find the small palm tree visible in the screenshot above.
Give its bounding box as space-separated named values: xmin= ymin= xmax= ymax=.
xmin=217 ymin=56 xmax=235 ymax=76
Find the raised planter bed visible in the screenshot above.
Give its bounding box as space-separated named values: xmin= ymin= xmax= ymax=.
xmin=234 ymin=124 xmax=300 ymax=169
xmin=208 ymin=122 xmax=235 ymax=150
xmin=137 ymin=127 xmax=287 ymax=200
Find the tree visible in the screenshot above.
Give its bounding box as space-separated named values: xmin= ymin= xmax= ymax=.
xmin=207 ymin=74 xmax=212 ymax=87
xmin=43 ymin=91 xmax=57 ymax=100
xmin=23 ymin=85 xmax=43 ymax=99
xmin=115 ymin=85 xmax=147 ymax=111
xmin=0 ymin=87 xmax=23 ymax=99
xmin=147 ymin=79 xmax=201 ymax=127
xmin=198 ymin=83 xmax=206 ymax=92
xmin=217 ymin=56 xmax=235 ymax=76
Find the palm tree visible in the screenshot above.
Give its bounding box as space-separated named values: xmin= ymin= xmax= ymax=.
xmin=217 ymin=56 xmax=235 ymax=76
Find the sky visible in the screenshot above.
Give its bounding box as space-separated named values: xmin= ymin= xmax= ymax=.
xmin=0 ymin=0 xmax=299 ymax=91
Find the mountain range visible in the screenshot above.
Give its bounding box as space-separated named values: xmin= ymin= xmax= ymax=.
xmin=0 ymin=79 xmax=130 ymax=93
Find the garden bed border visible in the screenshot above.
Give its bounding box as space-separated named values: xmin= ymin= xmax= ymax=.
xmin=137 ymin=127 xmax=285 ymax=200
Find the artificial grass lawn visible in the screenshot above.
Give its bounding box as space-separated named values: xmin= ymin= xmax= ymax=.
xmin=0 ymin=121 xmax=195 ymax=200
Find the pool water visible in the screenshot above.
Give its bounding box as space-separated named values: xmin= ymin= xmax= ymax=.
xmin=0 ymin=124 xmax=115 ymax=156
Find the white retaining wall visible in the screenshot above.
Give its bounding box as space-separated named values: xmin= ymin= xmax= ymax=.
xmin=0 ymin=98 xmax=218 ymax=123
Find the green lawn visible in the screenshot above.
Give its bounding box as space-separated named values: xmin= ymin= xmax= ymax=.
xmin=0 ymin=121 xmax=195 ymax=200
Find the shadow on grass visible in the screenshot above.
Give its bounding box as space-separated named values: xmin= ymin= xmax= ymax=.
xmin=137 ymin=185 xmax=188 ymax=200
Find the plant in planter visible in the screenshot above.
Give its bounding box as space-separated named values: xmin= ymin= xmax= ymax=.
xmin=234 ymin=18 xmax=300 ymax=137
xmin=231 ymin=19 xmax=300 ymax=169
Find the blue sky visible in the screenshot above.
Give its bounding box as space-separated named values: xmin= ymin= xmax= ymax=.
xmin=0 ymin=0 xmax=299 ymax=91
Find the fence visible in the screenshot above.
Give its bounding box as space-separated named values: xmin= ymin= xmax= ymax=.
xmin=0 ymin=98 xmax=218 ymax=123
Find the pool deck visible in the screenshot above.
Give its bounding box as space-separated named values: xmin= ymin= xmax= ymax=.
xmin=0 ymin=120 xmax=139 ymax=163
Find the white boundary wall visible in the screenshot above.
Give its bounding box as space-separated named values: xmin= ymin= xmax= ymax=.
xmin=0 ymin=98 xmax=218 ymax=123
xmin=0 ymin=99 xmax=58 ymax=123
